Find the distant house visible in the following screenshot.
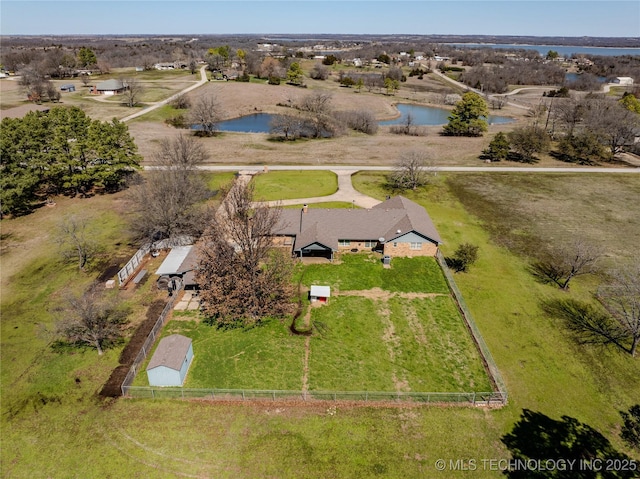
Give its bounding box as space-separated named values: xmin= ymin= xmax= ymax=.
xmin=92 ymin=79 xmax=127 ymax=95
xmin=60 ymin=84 xmax=75 ymax=92
xmin=146 ymin=334 xmax=194 ymax=387
xmin=154 ymin=62 xmax=176 ymax=70
xmin=272 ymin=196 xmax=442 ymax=261
xmin=613 ymin=77 xmax=634 ymax=86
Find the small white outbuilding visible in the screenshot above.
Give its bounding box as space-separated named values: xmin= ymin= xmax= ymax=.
xmin=613 ymin=77 xmax=634 ymax=86
xmin=310 ymin=285 xmax=331 ymax=304
xmin=146 ymin=334 xmax=194 ymax=387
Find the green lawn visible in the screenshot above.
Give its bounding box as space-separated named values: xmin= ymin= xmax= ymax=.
xmin=301 ymin=253 xmax=450 ymax=293
xmin=309 ymin=295 xmax=491 ymax=392
xmin=352 ymin=171 xmax=640 ymax=450
xmin=134 ymin=253 xmax=489 ymax=394
xmin=251 ymin=170 xmax=338 ymax=201
xmin=136 ymin=318 xmax=306 ymax=390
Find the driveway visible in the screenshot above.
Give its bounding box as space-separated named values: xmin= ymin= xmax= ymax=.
xmin=120 ymin=65 xmax=208 ymax=123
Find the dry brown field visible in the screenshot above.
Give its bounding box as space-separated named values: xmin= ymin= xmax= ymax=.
xmin=128 ymin=74 xmax=532 ymax=166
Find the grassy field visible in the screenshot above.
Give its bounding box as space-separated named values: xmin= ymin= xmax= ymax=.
xmin=252 ymin=170 xmax=338 ymax=201
xmin=2 ymin=170 xmax=639 ymax=478
xmin=134 ymin=254 xmax=490 ymax=394
xmin=353 ymin=171 xmax=640 ymax=441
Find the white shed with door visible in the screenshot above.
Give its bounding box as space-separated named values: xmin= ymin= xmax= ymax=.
xmin=310 ymin=285 xmax=331 ymax=304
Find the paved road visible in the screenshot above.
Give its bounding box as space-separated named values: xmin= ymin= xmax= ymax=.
xmin=182 ymin=165 xmax=639 ymax=173
xmin=120 ymin=65 xmax=208 ymax=123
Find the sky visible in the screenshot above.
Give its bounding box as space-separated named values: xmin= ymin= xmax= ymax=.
xmin=1 ymin=1 xmax=639 ymax=37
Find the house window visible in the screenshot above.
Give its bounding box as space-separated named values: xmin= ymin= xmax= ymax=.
xmin=338 ymin=240 xmax=351 ymax=246
xmin=364 ymin=241 xmax=375 ymax=248
xmin=410 ymin=242 xmax=422 ymax=250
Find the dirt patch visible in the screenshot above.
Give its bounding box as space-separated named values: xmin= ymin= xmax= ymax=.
xmin=403 ymin=302 xmax=429 ymax=347
xmin=99 ymin=298 xmax=167 ymax=397
xmin=340 ymin=287 xmax=445 ymax=301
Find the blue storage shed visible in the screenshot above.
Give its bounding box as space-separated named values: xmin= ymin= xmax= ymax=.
xmin=146 ymin=334 xmax=194 ymax=387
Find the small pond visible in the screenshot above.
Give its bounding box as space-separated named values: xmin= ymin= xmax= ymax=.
xmin=380 ymin=103 xmax=514 ymax=126
xmin=203 ymin=103 xmax=513 ymax=133
xmin=216 ymin=113 xmax=274 ymax=133
xmin=564 ymin=72 xmax=607 ymax=84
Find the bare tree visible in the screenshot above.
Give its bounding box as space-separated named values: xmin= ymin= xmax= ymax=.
xmin=597 ymin=260 xmax=640 ymax=356
xmin=296 ymin=91 xmax=341 ymax=138
xmin=80 ymin=73 xmax=91 ymax=87
xmin=188 ymin=94 xmax=223 ymax=136
xmin=196 ymin=180 xmax=296 ymax=327
xmin=269 ymin=114 xmax=302 ymax=140
xmin=583 ymin=98 xmax=640 ymax=161
xmin=128 ymin=134 xmax=211 ymax=246
xmin=55 ymin=215 xmax=96 ymax=270
xmin=532 ymin=239 xmax=603 ymax=290
xmin=337 ymin=109 xmax=378 ymax=135
xmin=55 ymin=284 xmax=128 ymax=355
xmin=170 ymin=93 xmax=191 ymax=110
xmin=310 ymin=62 xmax=329 ymax=80
xmin=122 ymin=78 xmax=144 ymax=107
xmin=388 ymin=150 xmax=433 ymax=190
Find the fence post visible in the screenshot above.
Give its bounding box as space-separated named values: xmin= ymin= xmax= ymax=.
xmin=242 ymin=390 xmax=245 ymax=400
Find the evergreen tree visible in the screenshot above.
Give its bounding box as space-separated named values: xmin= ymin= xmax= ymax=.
xmin=481 ymin=131 xmax=510 ymax=161
xmin=443 ymin=91 xmax=489 ymax=137
xmin=0 ymin=107 xmax=140 ymax=216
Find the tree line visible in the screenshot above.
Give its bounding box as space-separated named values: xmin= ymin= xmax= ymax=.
xmin=0 ymin=106 xmax=141 ymax=216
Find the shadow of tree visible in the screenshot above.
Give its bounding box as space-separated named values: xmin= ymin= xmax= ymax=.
xmin=501 ymin=409 xmax=635 ymax=478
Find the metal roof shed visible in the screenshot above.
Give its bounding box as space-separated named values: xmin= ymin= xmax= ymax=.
xmin=155 ymin=246 xmax=194 ymax=276
xmin=146 ymin=334 xmax=194 ymax=387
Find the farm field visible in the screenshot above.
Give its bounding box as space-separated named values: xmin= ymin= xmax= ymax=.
xmin=1 ymin=169 xmax=639 ymax=477
xmin=133 ymin=254 xmax=492 ymax=394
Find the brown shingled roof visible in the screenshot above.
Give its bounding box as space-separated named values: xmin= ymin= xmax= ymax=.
xmin=147 ymin=334 xmax=192 ymax=371
xmin=273 ymin=196 xmax=441 ymax=251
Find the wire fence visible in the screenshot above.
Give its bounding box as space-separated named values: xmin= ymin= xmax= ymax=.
xmin=119 ymin=251 xmax=507 ymax=406
xmin=122 ymin=386 xmax=507 ymax=405
xmin=120 ymin=280 xmax=183 ymax=396
xmin=436 ymin=250 xmax=508 ymax=399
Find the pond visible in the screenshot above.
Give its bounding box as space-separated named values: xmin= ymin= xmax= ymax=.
xmin=380 ymin=103 xmax=514 ymax=126
xmin=216 ymin=113 xmax=273 ymax=133
xmin=205 ymin=103 xmax=513 ymax=133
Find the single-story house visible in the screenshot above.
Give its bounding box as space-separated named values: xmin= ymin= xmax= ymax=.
xmin=146 ymin=334 xmax=194 ymax=387
xmin=613 ymin=77 xmax=634 ymax=86
xmin=154 ymin=62 xmax=176 ymax=70
xmin=272 ymin=196 xmax=442 ymax=261
xmin=92 ymin=79 xmax=127 ymax=95
xmin=60 ymin=84 xmax=75 ymax=92
xmin=310 ymin=285 xmax=330 ymax=303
